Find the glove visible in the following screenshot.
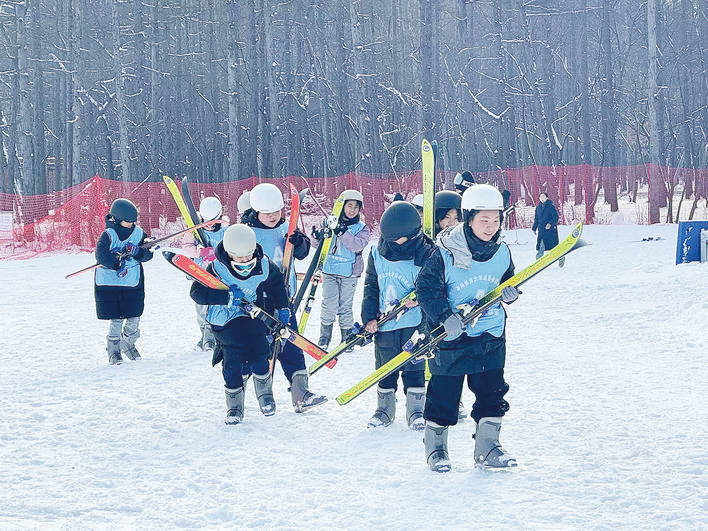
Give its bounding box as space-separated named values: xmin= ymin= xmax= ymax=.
xmin=333 ymin=223 xmax=347 ymax=236
xmin=115 ymin=259 xmax=128 ymax=278
xmin=501 ymin=286 xmax=521 ymax=304
xmin=442 ymin=313 xmax=464 ymax=340
xmin=288 ymin=231 xmax=305 ymax=247
xmin=276 ymin=308 xmax=291 ymax=326
xmin=228 ymin=285 xmax=244 ymax=306
xmin=199 ymin=246 xmax=216 ymax=262
xmin=311 ymin=225 xmax=325 ymax=240
xmin=122 ymin=243 xmax=139 ymax=256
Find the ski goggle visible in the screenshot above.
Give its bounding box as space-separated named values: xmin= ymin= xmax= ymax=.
xmin=231 ymin=257 xmax=257 ymax=276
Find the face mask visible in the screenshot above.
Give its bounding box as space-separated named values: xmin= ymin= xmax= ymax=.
xmin=231 ymin=257 xmax=256 ymax=276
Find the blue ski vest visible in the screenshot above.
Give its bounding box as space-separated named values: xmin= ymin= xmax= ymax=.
xmin=251 ymin=223 xmax=296 ymax=294
xmin=202 ymin=223 xmax=228 ymax=248
xmin=323 ymin=221 xmax=366 ymax=277
xmin=440 ymin=243 xmax=510 ymax=339
xmin=94 ymin=226 xmax=145 ymax=288
xmin=371 ymin=245 xmax=422 ymax=331
xmin=206 ymin=258 xmax=270 ymax=326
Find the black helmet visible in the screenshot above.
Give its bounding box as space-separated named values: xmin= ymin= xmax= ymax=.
xmin=379 ymin=201 xmax=421 ymax=241
xmin=109 ymin=198 xmax=138 ymax=222
xmin=435 ymin=190 xmax=462 ymax=224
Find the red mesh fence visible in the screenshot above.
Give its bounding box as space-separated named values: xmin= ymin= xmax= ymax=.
xmin=1 ymin=165 xmax=706 ymax=259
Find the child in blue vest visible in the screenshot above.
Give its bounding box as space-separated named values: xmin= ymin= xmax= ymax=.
xmin=416 ymin=184 xmax=520 ymax=472
xmin=243 ymin=183 xmax=327 ymax=413
xmin=316 ymin=189 xmax=371 ymax=349
xmin=182 ymin=196 xmax=228 ymax=352
xmin=94 ymin=198 xmax=154 ymax=364
xmin=190 ymin=224 xmax=291 ymax=424
xmin=361 ymin=201 xmax=435 ymax=430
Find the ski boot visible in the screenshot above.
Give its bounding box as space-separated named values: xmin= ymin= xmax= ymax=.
xmin=224 ymin=387 xmax=244 ymax=425
xmin=367 ymin=386 xmax=395 ymax=428
xmin=253 ymin=372 xmax=276 ymax=416
xmin=290 ymin=370 xmax=327 ymax=413
xmin=201 ymin=326 xmax=216 ymax=351
xmin=340 ymin=327 xmax=354 ymax=352
xmin=107 ymin=339 xmax=123 ymax=365
xmin=424 ymin=421 xmax=451 ymax=472
xmin=318 ymin=323 xmax=333 ymax=350
xmin=405 ymin=387 xmax=425 ymax=431
xmin=120 ymin=335 xmax=141 ymax=361
xmin=473 ymin=417 xmax=517 ymax=468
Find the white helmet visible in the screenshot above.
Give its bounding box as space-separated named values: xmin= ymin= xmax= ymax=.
xmin=198 ymin=196 xmax=222 ymax=221
xmin=341 ymin=189 xmax=364 ymax=203
xmin=237 ymin=191 xmax=251 ymax=213
xmin=250 ymin=183 xmax=284 ymax=213
xmin=461 ymin=184 xmax=504 ymax=211
xmin=223 ymin=224 xmax=257 ymax=257
xmin=411 ymin=194 xmax=424 ymax=209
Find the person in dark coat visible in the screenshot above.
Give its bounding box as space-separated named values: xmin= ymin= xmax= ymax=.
xmin=415 ymin=184 xmax=520 ymax=472
xmin=190 ymin=224 xmax=290 ymax=425
xmin=531 ymin=192 xmax=559 ymax=259
xmin=361 ymin=201 xmax=436 ymax=431
xmin=94 ymin=198 xmax=154 ymax=364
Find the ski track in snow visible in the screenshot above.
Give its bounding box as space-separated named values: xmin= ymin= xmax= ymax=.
xmin=0 ymin=225 xmax=706 ymax=529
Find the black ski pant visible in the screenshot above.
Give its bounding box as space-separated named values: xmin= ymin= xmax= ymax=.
xmin=213 ymin=317 xmax=270 ymax=390
xmin=241 ymin=311 xmax=306 ymax=383
xmin=375 ymin=327 xmax=425 ymax=393
xmin=424 ymin=368 xmax=510 ymax=426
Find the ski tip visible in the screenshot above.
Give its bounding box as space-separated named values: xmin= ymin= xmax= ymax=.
xmin=161 ymin=250 xmax=175 ymax=261
xmin=161 ymin=175 xmax=173 ymax=184
xmin=573 ymin=238 xmax=591 ymax=250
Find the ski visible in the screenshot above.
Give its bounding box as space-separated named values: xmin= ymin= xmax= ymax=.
xmin=421 ymin=138 xmax=436 ymax=239
xmin=336 ymin=223 xmax=588 ymax=405
xmin=162 ymin=251 xmax=336 ymax=368
xmin=162 ymin=251 xmax=229 ymax=290
xmin=241 ymin=302 xmax=336 ymax=369
xmin=297 ymin=192 xmax=346 ymax=334
xmin=65 ymin=219 xmax=220 ymax=279
xmin=282 ymin=184 xmax=300 ymax=295
xmin=308 ymin=291 xmax=418 ymax=375
xmin=292 ymin=237 xmax=324 ymax=313
xmin=181 ymin=177 xmax=208 ymax=245
xmin=163 ymin=175 xmax=204 ymax=245
xmin=422 ymin=138 xmax=437 ymax=379
xmin=271 ymin=184 xmax=301 ymax=374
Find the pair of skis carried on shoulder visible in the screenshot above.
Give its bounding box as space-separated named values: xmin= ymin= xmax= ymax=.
xmin=162 ymin=251 xmax=336 ymax=370
xmin=326 ymin=223 xmax=588 ymax=405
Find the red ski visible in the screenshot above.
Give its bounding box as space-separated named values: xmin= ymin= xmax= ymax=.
xmin=163 ymin=251 xmax=336 ymax=369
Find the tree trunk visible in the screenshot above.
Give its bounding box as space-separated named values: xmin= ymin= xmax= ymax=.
xmin=647 ymin=0 xmax=662 ymax=224
xmin=111 ymin=0 xmax=130 ymax=183
xmin=15 ymin=1 xmax=35 ymax=195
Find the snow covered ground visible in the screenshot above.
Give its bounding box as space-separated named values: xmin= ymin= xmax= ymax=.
xmin=1 ymin=224 xmax=706 ymax=529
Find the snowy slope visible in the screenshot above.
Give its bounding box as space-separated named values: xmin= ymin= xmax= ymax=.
xmin=0 ymin=224 xmax=706 ymax=529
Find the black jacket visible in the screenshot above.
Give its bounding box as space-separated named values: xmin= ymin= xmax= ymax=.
xmin=243 ymin=210 xmax=311 ymax=260
xmin=189 ymin=242 xmax=289 ymax=327
xmin=94 ymin=218 xmax=154 ymax=320
xmin=361 ymin=233 xmax=436 ymax=324
xmin=414 ymin=226 xmax=514 ymax=375
xmin=532 ymin=200 xmax=560 ymax=251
